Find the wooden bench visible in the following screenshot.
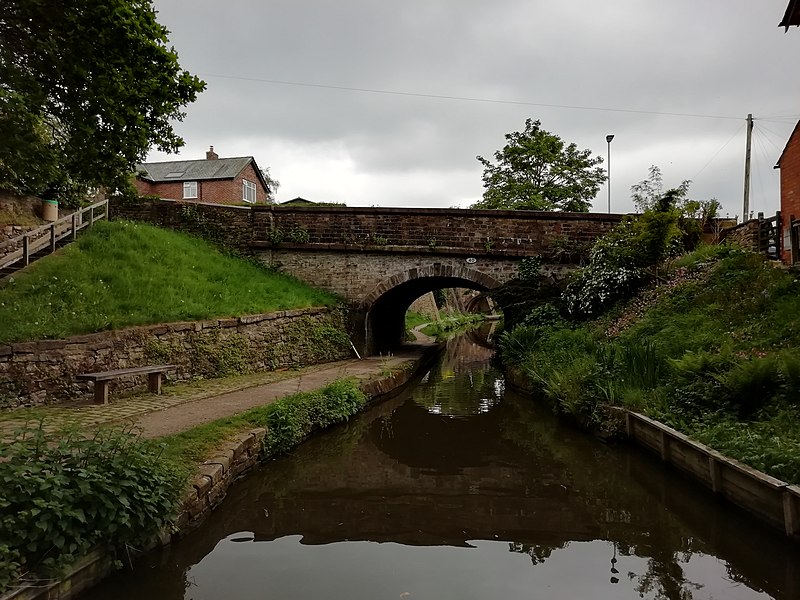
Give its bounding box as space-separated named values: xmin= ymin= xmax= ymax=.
xmin=76 ymin=365 xmax=176 ymax=405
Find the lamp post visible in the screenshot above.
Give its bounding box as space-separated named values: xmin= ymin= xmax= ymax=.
xmin=606 ymin=134 xmax=614 ymax=213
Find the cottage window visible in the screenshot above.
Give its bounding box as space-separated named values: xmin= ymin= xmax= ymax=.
xmin=243 ymin=180 xmax=257 ymax=204
xmin=183 ymin=181 xmax=198 ymax=199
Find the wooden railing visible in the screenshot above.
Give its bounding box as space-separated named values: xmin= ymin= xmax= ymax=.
xmin=0 ymin=199 xmax=109 ymax=272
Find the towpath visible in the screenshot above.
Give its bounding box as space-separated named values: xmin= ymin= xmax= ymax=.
xmin=0 ymin=343 xmax=434 ymax=440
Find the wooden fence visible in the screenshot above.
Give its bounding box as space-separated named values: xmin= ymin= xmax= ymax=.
xmin=0 ymin=199 xmax=108 ymax=273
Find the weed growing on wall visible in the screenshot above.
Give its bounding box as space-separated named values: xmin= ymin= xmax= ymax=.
xmin=0 ymin=422 xmax=183 ymax=593
xmin=188 ymin=331 xmax=252 ymax=378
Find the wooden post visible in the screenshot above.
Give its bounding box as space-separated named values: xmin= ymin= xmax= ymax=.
xmin=22 ymin=235 xmax=30 ymax=265
xmin=709 ymin=456 xmax=723 ymax=494
xmin=89 ymin=205 xmax=95 ymax=225
xmin=784 ymin=489 xmax=799 ymax=536
xmin=660 ymin=429 xmax=671 ymax=462
xmin=743 ymin=113 xmax=753 ymax=220
xmin=50 ymin=224 xmax=56 ymax=253
xmin=72 ymin=213 xmax=78 ymax=240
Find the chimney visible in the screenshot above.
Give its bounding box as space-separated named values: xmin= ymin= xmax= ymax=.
xmin=206 ymin=145 xmax=218 ymax=160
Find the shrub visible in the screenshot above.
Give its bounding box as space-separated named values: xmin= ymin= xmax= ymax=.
xmin=0 ymin=423 xmax=183 ymax=592
xmin=263 ymin=380 xmax=367 ymax=455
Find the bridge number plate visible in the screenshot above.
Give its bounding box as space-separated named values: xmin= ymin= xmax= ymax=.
xmin=465 ymin=257 xmax=477 ymax=264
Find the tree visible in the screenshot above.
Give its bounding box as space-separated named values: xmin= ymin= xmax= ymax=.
xmin=472 ymin=119 xmax=606 ymax=212
xmin=0 ymin=0 xmax=205 ymax=203
xmin=630 ymin=165 xmax=690 ymax=212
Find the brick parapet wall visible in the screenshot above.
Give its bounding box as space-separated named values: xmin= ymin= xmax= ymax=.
xmin=111 ymin=198 xmax=622 ymax=261
xmin=262 ymin=205 xmax=622 ymax=259
xmin=0 ymin=307 xmax=351 ymax=409
xmin=110 ymin=198 xmax=258 ymax=252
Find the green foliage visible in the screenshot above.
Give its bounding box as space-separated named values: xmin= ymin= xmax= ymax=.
xmin=268 ymin=227 xmax=285 ymax=245
xmin=562 ymin=197 xmax=682 ymax=318
xmin=262 ymin=380 xmax=367 ymax=455
xmin=501 ymin=243 xmax=800 ymax=482
xmin=517 ymin=256 xmax=542 ymax=282
xmin=188 ymin=332 xmax=252 ymax=378
xmin=0 ymin=422 xmax=182 ymax=592
xmin=0 ymin=0 xmax=205 ymax=199
xmin=472 ymin=118 xmax=606 ymax=212
xmin=0 ymin=220 xmax=339 ymax=343
xmin=286 ymin=227 xmax=310 ymax=244
xmin=421 ymin=312 xmax=484 ymax=340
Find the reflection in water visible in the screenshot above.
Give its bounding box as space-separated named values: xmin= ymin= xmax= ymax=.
xmin=81 ymin=335 xmax=800 ymax=600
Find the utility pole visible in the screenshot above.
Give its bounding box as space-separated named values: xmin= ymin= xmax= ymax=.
xmin=743 ymin=113 xmax=753 ymax=220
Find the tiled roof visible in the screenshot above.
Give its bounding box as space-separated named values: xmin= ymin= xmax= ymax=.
xmin=136 ymin=157 xmax=254 ymax=182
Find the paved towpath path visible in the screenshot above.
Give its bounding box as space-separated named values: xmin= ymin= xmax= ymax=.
xmin=0 ymin=344 xmax=433 ymax=440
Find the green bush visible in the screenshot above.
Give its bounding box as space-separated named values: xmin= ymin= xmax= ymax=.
xmin=263 ymin=380 xmax=367 ymax=455
xmin=0 ymin=423 xmax=183 ymax=592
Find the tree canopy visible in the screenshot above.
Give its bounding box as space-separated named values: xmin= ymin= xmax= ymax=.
xmin=0 ymin=0 xmax=205 ymax=203
xmin=472 ymin=119 xmax=606 ymax=212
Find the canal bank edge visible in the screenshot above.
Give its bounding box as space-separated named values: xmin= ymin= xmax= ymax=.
xmin=1 ymin=342 xmax=445 ymax=600
xmin=505 ymin=367 xmax=800 ymax=543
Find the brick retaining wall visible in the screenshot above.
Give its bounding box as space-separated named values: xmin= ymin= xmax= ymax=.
xmin=0 ymin=307 xmax=351 ymax=409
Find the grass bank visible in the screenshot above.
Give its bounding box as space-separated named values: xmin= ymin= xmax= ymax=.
xmin=0 ymin=220 xmax=338 ymax=344
xmin=501 ymin=245 xmax=800 ymax=484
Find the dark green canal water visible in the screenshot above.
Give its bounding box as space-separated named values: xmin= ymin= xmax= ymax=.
xmin=82 ymin=333 xmax=800 ymax=599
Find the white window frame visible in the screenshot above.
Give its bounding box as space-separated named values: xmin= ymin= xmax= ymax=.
xmin=183 ymin=181 xmax=198 ymax=199
xmin=242 ymin=179 xmax=257 ymax=204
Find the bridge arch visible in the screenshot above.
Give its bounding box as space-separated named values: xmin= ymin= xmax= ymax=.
xmin=358 ymin=263 xmax=502 ymax=354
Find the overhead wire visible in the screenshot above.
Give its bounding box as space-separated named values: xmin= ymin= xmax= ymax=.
xmin=689 ymin=121 xmax=745 ymax=181
xmin=199 ymin=72 xmax=745 ymax=121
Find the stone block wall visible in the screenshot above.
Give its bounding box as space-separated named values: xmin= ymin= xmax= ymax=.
xmin=259 ymin=250 xmax=525 ymax=301
xmin=0 ymin=307 xmax=352 ymax=409
xmin=721 ymin=218 xmax=760 ymax=251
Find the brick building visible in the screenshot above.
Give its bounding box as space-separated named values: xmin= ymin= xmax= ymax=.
xmin=134 ymin=147 xmax=272 ymax=205
xmin=776 ymin=121 xmax=800 ymax=263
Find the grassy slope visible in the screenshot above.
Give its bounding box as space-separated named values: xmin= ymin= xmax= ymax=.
xmin=0 ymin=220 xmax=338 ymax=343
xmin=503 ymin=246 xmax=800 ymax=483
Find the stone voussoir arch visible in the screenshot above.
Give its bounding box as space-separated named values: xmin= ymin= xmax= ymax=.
xmin=359 ymin=263 xmax=504 ymax=310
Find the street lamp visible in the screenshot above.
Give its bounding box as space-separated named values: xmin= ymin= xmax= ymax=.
xmin=606 ymin=135 xmax=614 ymax=214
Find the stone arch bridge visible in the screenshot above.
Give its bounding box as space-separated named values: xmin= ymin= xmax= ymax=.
xmin=114 ymin=201 xmax=622 ymax=354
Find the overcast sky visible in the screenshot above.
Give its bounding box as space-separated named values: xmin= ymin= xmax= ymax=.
xmin=146 ymin=0 xmax=799 ymax=219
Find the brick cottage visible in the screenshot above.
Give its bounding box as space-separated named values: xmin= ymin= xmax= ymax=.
xmin=134 ymin=146 xmax=272 ymax=205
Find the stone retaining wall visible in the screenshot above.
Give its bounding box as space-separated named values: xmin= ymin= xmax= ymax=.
xmin=0 ymin=307 xmax=351 ymax=409
xmin=721 ymin=218 xmax=760 ymax=251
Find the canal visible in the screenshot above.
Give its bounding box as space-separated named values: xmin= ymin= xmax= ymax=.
xmin=82 ymin=332 xmax=800 ymax=599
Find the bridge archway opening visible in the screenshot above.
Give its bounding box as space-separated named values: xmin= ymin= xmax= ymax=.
xmin=360 ymin=266 xmax=502 ymax=354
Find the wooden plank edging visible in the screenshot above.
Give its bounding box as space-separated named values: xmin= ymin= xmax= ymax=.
xmin=624 ymin=409 xmax=799 ymax=538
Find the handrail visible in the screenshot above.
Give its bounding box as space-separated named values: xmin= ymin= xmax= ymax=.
xmin=0 ymin=199 xmax=109 ymax=271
